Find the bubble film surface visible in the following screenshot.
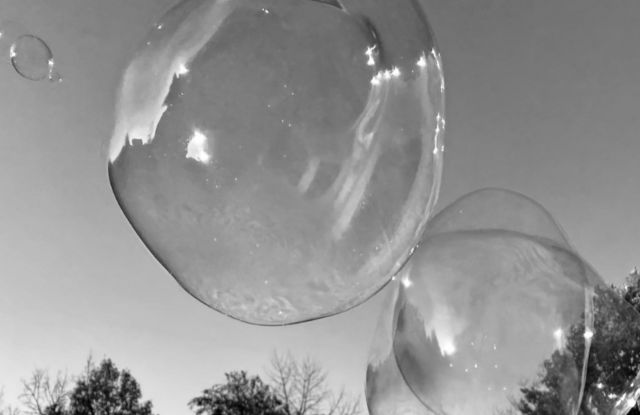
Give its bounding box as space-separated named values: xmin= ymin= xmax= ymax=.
xmin=367 ymin=189 xmax=640 ymax=415
xmin=9 ymin=34 xmax=60 ymax=82
xmin=108 ymin=0 xmax=445 ymax=325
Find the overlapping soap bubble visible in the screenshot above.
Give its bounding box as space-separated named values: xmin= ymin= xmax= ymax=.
xmin=107 ymin=0 xmax=444 ymax=325
xmin=97 ymin=0 xmax=640 ymax=412
xmin=366 ymin=189 xmax=640 ymax=415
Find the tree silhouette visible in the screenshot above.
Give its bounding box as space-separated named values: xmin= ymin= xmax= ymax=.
xmin=517 ymin=273 xmax=640 ymax=414
xmin=267 ymin=352 xmax=360 ymax=415
xmin=67 ymin=358 xmax=154 ymax=415
xmin=18 ymin=369 xmax=69 ymax=415
xmin=624 ymin=268 xmax=640 ymax=314
xmin=0 ymin=388 xmax=21 ymax=415
xmin=189 ymin=371 xmax=285 ymax=415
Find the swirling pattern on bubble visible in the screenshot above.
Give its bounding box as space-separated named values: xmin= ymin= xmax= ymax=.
xmin=366 ymin=188 xmax=640 ymax=415
xmin=108 ymin=0 xmax=445 ymax=325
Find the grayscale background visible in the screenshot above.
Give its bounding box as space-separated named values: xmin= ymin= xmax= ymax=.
xmin=1 ymin=0 xmax=639 ymax=414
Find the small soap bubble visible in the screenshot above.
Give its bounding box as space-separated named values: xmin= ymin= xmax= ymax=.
xmin=108 ymin=0 xmax=445 ymax=325
xmin=10 ymin=34 xmax=60 ymax=82
xmin=366 ymin=188 xmax=640 ymax=415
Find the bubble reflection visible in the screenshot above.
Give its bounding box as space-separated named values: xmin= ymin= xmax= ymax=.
xmin=367 ymin=189 xmax=640 ymax=415
xmin=107 ymin=0 xmax=445 ymax=325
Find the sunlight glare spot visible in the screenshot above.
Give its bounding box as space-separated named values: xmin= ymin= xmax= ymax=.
xmin=401 ymin=276 xmax=412 ymax=288
xmin=176 ymin=62 xmax=189 ymax=78
xmin=365 ymin=45 xmax=376 ymax=66
xmin=186 ymin=129 xmax=212 ymax=164
xmin=440 ymin=340 xmax=456 ymax=357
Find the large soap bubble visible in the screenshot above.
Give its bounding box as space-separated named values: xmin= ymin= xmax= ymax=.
xmin=366 ymin=188 xmax=640 ymax=414
xmin=107 ymin=0 xmax=444 ymax=325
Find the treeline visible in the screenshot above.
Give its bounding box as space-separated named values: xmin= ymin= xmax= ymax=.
xmin=3 ymin=270 xmax=640 ymax=415
xmin=0 ymin=357 xmax=152 ymax=415
xmin=0 ymin=352 xmax=360 ymax=415
xmin=515 ymin=269 xmax=640 ymax=414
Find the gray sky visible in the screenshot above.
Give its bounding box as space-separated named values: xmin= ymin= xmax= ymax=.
xmin=1 ymin=0 xmax=639 ymax=414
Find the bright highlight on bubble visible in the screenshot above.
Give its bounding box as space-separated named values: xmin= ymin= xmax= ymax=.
xmin=186 ymin=129 xmax=212 ymax=164
xmin=108 ymin=0 xmax=445 ymax=325
xmin=366 ymin=188 xmax=640 ymax=415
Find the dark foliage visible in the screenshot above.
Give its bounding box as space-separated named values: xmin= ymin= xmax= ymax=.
xmin=517 ymin=273 xmax=640 ymax=414
xmin=189 ymin=371 xmax=285 ymax=415
xmin=68 ymin=358 xmax=154 ymax=415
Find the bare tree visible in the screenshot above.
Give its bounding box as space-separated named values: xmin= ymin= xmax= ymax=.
xmin=0 ymin=388 xmax=21 ymax=415
xmin=267 ymin=352 xmax=360 ymax=415
xmin=2 ymin=406 xmax=21 ymax=415
xmin=19 ymin=369 xmax=69 ymax=415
